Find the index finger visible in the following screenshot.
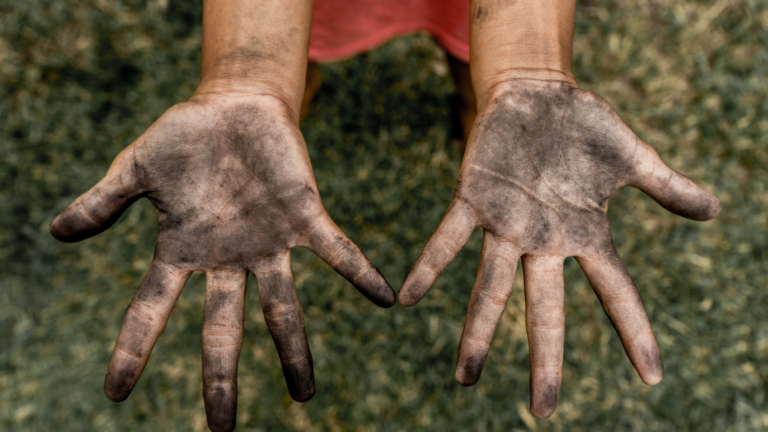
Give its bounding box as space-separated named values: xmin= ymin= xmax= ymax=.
xmin=105 ymin=260 xmax=190 ymax=401
xmin=252 ymin=252 xmax=315 ymax=402
xmin=577 ymin=246 xmax=663 ymax=386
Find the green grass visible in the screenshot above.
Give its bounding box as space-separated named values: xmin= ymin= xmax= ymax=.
xmin=1 ymin=0 xmax=767 ymax=430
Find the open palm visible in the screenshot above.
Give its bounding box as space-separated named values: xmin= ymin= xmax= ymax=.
xmin=398 ymin=79 xmax=720 ymax=418
xmin=51 ymin=95 xmax=395 ymax=432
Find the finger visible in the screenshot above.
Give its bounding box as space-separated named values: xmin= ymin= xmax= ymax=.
xmin=305 ymin=212 xmax=395 ymax=308
xmin=202 ymin=270 xmax=247 ymax=432
xmin=252 ymin=252 xmax=315 ymax=402
xmin=104 ymin=260 xmax=190 ymax=401
xmin=398 ymin=199 xmax=477 ymax=306
xmin=522 ymin=255 xmax=565 ymax=419
xmin=51 ymin=146 xmax=144 ymax=242
xmin=629 ymin=140 xmax=720 ymax=221
xmin=576 ymin=246 xmax=663 ymax=386
xmin=455 ymin=232 xmax=520 ymax=386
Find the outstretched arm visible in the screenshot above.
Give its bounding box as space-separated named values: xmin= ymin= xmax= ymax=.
xmin=52 ymin=1 xmax=396 ymax=431
xmin=399 ymin=0 xmax=719 ymax=419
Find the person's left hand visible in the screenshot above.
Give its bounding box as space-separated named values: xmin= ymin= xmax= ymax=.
xmin=398 ymin=79 xmax=720 ymax=418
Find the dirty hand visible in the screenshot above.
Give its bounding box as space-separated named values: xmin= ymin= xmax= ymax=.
xmin=398 ymin=79 xmax=720 ymax=418
xmin=51 ymin=95 xmax=395 ymax=430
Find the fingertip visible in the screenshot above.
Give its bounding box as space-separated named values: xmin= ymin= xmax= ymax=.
xmin=378 ymin=290 xmax=397 ymax=308
xmin=455 ymin=348 xmax=486 ymax=386
xmin=51 ymin=168 xmax=141 ymax=242
xmin=639 ymin=357 xmax=664 ymax=386
xmin=454 ymin=368 xmax=481 ymax=387
xmin=642 ymin=369 xmax=663 ymax=386
xmin=531 ymin=403 xmax=557 ymax=419
xmin=49 ymin=214 xmax=69 ymax=242
xmin=204 ymin=384 xmax=238 ymax=432
xmin=371 ymin=267 xmax=396 ymax=308
xmin=679 ymin=190 xmax=721 ymax=222
xmin=50 ymin=196 xmax=124 ymax=242
xmin=396 ymin=287 xmax=420 ymax=307
xmin=104 ymin=375 xmax=133 ymax=402
xmin=639 ymin=165 xmax=722 ymax=222
xmin=104 ymin=391 xmax=130 ymax=403
xmin=710 ymin=197 xmax=722 ymax=219
xmin=50 ymin=208 xmax=91 ymax=243
xmin=104 ymin=388 xmax=131 ymax=403
xmin=698 ymin=194 xmax=721 ymax=221
xmin=104 ymin=350 xmax=143 ymax=402
xmin=530 ymin=377 xmax=560 ymax=419
xmin=633 ymin=341 xmax=664 ymax=385
xmin=397 ymin=266 xmax=434 ymax=307
xmin=283 ymin=359 xmax=316 ymax=403
xmin=289 ymin=385 xmax=316 ymax=403
xmin=208 ymin=422 xmax=236 ymax=432
xmin=366 ymin=288 xmax=396 ymax=308
xmin=354 ymin=267 xmax=397 ymax=308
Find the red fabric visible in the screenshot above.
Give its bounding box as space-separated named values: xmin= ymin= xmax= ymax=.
xmin=308 ymin=0 xmax=470 ymax=63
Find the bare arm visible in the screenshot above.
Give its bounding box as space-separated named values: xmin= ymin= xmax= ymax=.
xmin=196 ymin=0 xmax=312 ymax=115
xmin=399 ymin=0 xmax=720 ymax=419
xmin=469 ymin=0 xmax=577 ymax=105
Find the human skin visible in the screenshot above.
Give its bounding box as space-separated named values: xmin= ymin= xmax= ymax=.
xmin=50 ymin=1 xmax=396 ymax=431
xmin=398 ymin=0 xmax=721 ymax=419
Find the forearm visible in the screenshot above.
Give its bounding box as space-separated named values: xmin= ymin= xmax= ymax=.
xmin=469 ymin=0 xmax=577 ymax=108
xmin=193 ymin=0 xmax=313 ymax=119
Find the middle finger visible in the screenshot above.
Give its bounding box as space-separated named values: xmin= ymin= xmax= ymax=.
xmin=202 ymin=269 xmax=247 ymax=432
xmin=523 ymin=255 xmax=565 ymax=418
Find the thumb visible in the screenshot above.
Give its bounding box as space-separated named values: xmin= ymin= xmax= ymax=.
xmin=629 ymin=139 xmax=720 ymax=221
xmin=51 ymin=146 xmax=144 ymax=242
xmin=304 ymin=212 xmax=396 ymax=308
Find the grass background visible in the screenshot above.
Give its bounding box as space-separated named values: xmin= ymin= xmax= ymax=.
xmin=1 ymin=0 xmax=767 ymax=430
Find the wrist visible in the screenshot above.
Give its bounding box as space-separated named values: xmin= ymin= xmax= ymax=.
xmin=478 ymin=76 xmax=579 ymax=115
xmin=198 ymin=0 xmax=312 ymax=118
xmin=473 ymin=65 xmax=578 ymax=111
xmin=469 ymin=0 xmax=577 ymax=108
xmin=193 ymin=75 xmax=303 ymax=121
xmin=191 ymin=79 xmax=301 ymax=125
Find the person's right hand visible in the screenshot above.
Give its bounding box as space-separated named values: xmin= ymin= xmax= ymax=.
xmin=51 ymin=94 xmax=396 ymax=432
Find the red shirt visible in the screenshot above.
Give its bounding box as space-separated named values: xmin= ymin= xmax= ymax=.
xmin=309 ymin=0 xmax=470 ymax=63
